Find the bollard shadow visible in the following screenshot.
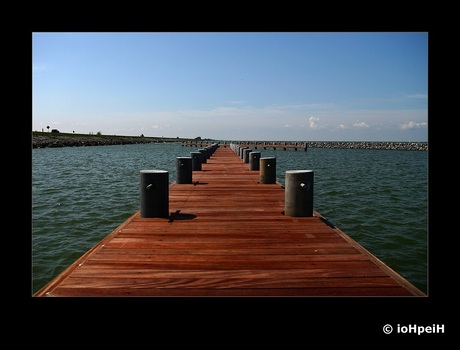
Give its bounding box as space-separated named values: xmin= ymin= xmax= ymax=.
xmin=173 ymin=213 xmax=197 ymax=220
xmin=168 ymin=210 xmax=197 ymax=223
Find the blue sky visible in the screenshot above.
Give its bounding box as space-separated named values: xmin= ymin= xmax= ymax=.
xmin=32 ymin=32 xmax=428 ymax=141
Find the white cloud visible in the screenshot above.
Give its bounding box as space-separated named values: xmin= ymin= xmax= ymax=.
xmin=400 ymin=121 xmax=428 ymax=130
xmin=353 ymin=121 xmax=370 ymax=128
xmin=309 ymin=116 xmax=322 ymax=129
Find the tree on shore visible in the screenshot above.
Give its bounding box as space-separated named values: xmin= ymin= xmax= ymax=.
xmin=47 ymin=126 xmax=50 ymax=132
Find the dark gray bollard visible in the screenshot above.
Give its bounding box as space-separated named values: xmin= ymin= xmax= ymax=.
xmin=284 ymin=170 xmax=314 ymax=217
xmin=260 ymin=157 xmax=276 ymax=184
xmin=176 ymin=157 xmax=192 ymax=184
xmin=249 ymin=151 xmax=261 ymax=170
xmin=243 ymin=148 xmax=252 ymax=163
xmin=205 ymin=146 xmax=212 ymax=158
xmin=239 ymin=147 xmax=248 ymax=159
xmin=198 ymin=149 xmax=207 ymax=163
xmin=190 ymin=152 xmax=202 ymax=171
xmin=140 ymin=170 xmax=169 ymax=218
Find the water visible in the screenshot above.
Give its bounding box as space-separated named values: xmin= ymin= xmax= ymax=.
xmin=32 ymin=143 xmax=428 ymax=294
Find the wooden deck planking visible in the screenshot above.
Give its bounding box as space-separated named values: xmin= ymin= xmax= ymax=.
xmin=34 ymin=147 xmax=425 ymax=297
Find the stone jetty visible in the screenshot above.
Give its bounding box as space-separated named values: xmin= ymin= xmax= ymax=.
xmin=305 ymin=141 xmax=427 ymax=151
xmin=227 ymin=140 xmax=427 ymax=151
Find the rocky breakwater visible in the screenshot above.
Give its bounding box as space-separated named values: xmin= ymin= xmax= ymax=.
xmin=306 ymin=141 xmax=428 ymax=151
xmin=229 ymin=140 xmax=427 ymax=151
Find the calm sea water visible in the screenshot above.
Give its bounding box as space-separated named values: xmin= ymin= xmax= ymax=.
xmin=32 ymin=142 xmax=428 ymax=294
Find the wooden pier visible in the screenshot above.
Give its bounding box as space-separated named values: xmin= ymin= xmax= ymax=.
xmin=34 ymin=147 xmax=425 ymax=297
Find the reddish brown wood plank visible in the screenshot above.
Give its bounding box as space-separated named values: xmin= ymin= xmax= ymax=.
xmin=67 ymin=266 xmax=390 ymax=279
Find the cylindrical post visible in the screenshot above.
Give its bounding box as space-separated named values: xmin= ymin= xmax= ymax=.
xmin=249 ymin=151 xmax=261 ymax=170
xmin=243 ymin=148 xmax=252 ymax=163
xmin=198 ymin=149 xmax=207 ymax=163
xmin=190 ymin=152 xmax=202 ymax=171
xmin=176 ymin=157 xmax=192 ymax=184
xmin=204 ymin=147 xmax=211 ymax=159
xmin=259 ymin=157 xmax=276 ymax=184
xmin=140 ymin=170 xmax=169 ymax=218
xmin=239 ymin=147 xmax=246 ymax=159
xmin=284 ymin=170 xmax=314 ymax=217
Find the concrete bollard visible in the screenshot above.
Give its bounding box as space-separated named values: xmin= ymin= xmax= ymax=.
xmin=140 ymin=170 xmax=169 ymax=218
xmin=198 ymin=149 xmax=207 ymax=163
xmin=284 ymin=170 xmax=314 ymax=217
xmin=249 ymin=151 xmax=261 ymax=170
xmin=260 ymin=157 xmax=276 ymax=184
xmin=190 ymin=152 xmax=202 ymax=171
xmin=176 ymin=157 xmax=192 ymax=184
xmin=243 ymin=148 xmax=252 ymax=163
xmin=204 ymin=147 xmax=211 ymax=159
xmin=238 ymin=147 xmax=246 ymax=159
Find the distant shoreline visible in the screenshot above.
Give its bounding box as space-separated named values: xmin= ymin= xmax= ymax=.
xmin=32 ymin=132 xmax=198 ymax=149
xmin=32 ymin=132 xmax=427 ymax=151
